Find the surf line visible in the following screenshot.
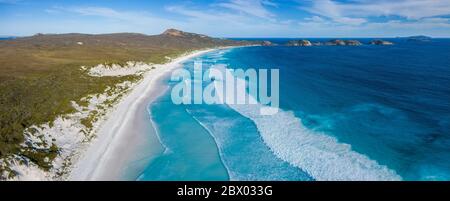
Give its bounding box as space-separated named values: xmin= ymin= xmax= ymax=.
xmin=170 ymin=60 xmax=280 ymax=115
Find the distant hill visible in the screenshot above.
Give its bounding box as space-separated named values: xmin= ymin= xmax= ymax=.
xmin=398 ymin=35 xmax=432 ymax=42
xmin=1 ymin=29 xmax=254 ymax=50
xmin=0 ymin=29 xmax=256 ymax=76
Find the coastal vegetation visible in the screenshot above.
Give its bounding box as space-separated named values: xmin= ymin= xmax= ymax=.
xmin=0 ymin=29 xmax=252 ymax=178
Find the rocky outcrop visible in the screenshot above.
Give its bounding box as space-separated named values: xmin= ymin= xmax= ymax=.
xmin=162 ymin=28 xmax=209 ymax=38
xmin=286 ymin=40 xmax=312 ymax=46
xmin=162 ymin=29 xmax=184 ymax=37
xmin=325 ymin=39 xmax=362 ymax=46
xmin=325 ymin=39 xmax=346 ymax=46
xmin=261 ymin=40 xmax=275 ymax=46
xmin=277 ymin=38 xmax=397 ymax=47
xmin=370 ymin=40 xmax=394 ymax=45
xmin=345 ymin=40 xmax=362 ymax=46
xmin=285 ymin=39 xmax=362 ymax=46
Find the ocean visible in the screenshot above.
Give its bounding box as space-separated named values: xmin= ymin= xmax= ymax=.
xmin=136 ymin=38 xmax=450 ymax=181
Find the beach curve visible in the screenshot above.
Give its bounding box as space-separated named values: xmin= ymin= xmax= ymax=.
xmin=69 ymin=48 xmax=226 ymax=180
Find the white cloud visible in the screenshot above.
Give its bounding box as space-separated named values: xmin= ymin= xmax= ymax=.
xmin=300 ymin=0 xmax=450 ymax=23
xmin=300 ymin=0 xmax=367 ymax=25
xmin=297 ymin=0 xmax=450 ymax=36
xmin=339 ymin=0 xmax=450 ymax=20
xmin=15 ymin=0 xmax=449 ymax=37
xmin=261 ymin=0 xmax=278 ymax=7
xmin=217 ymin=0 xmax=276 ymax=19
xmin=37 ymin=6 xmax=182 ymax=34
xmin=165 ymin=5 xmax=296 ymax=37
xmin=298 ymin=15 xmax=450 ymax=37
xmin=70 ymin=7 xmax=166 ymax=24
xmin=165 ymin=5 xmax=249 ymax=26
xmin=304 ymin=16 xmax=326 ymax=23
xmin=54 ymin=6 xmax=182 ymax=33
xmin=421 ymin=17 xmax=450 ymax=24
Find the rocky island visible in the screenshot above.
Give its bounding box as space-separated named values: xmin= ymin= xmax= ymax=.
xmin=326 ymin=39 xmax=362 ymax=46
xmin=286 ymin=39 xmax=364 ymax=46
xmin=261 ymin=40 xmax=276 ymax=46
xmin=403 ymin=35 xmax=432 ymax=42
xmin=286 ymin=40 xmax=312 ymax=46
xmin=370 ymin=40 xmax=394 ymax=45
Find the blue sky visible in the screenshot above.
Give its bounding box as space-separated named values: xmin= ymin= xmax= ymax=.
xmin=1 ymin=0 xmax=450 ymax=37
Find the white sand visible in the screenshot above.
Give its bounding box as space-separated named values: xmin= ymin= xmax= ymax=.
xmin=87 ymin=61 xmax=153 ymax=77
xmin=69 ymin=48 xmax=220 ymax=180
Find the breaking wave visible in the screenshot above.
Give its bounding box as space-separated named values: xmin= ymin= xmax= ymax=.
xmin=213 ymin=66 xmax=402 ymax=181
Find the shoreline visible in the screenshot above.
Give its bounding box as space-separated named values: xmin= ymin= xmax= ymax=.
xmin=69 ymin=47 xmax=230 ymax=180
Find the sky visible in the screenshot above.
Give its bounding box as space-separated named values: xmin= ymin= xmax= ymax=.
xmin=1 ymin=0 xmax=450 ymax=37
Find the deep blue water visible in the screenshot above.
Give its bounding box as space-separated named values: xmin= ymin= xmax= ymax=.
xmin=0 ymin=36 xmax=15 ymax=40
xmin=138 ymin=39 xmax=450 ymax=181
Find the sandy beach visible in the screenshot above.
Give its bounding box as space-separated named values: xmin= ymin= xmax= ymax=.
xmin=69 ymin=48 xmax=220 ymax=180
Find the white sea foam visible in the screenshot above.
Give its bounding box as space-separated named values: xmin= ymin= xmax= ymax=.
xmin=213 ymin=66 xmax=402 ymax=181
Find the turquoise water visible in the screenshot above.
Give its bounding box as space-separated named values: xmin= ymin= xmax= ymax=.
xmin=138 ymin=50 xmax=311 ymax=181
xmin=137 ymin=95 xmax=228 ymax=181
xmin=137 ymin=39 xmax=450 ymax=181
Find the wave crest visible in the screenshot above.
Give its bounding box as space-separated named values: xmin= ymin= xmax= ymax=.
xmin=215 ymin=67 xmax=402 ymax=181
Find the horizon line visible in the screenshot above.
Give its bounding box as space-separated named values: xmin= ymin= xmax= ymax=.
xmin=2 ymin=32 xmax=450 ymax=39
